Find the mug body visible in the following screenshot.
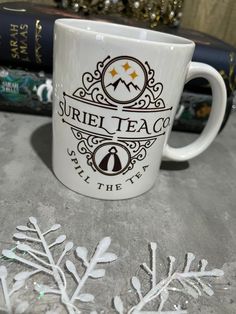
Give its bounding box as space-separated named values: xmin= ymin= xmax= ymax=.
xmin=52 ymin=19 xmax=195 ymax=200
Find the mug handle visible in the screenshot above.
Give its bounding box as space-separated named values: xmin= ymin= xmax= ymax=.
xmin=163 ymin=62 xmax=227 ymax=161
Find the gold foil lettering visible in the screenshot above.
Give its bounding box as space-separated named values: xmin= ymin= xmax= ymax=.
xmin=10 ymin=46 xmax=19 ymax=59
xmin=10 ymin=40 xmax=17 ymax=47
xmin=10 ymin=24 xmax=18 ymax=33
xmin=9 ymin=23 xmax=30 ymax=61
xmin=35 ymin=20 xmax=42 ymax=64
xmin=20 ymin=24 xmax=28 ymax=31
xmin=10 ymin=24 xmax=19 ymax=59
xmin=19 ymin=45 xmax=27 ymax=55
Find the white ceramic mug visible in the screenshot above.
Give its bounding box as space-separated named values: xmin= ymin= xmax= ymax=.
xmin=52 ymin=19 xmax=226 ymax=200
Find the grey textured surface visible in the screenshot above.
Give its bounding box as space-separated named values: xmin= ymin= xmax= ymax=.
xmin=0 ymin=111 xmax=236 ymax=313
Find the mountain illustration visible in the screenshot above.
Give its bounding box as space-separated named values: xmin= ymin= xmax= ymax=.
xmin=106 ymin=78 xmax=140 ymax=92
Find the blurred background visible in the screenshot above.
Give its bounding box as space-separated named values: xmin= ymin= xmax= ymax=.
xmin=0 ymin=0 xmax=235 ymax=47
xmin=182 ymin=0 xmax=236 ymax=48
xmin=0 ymin=0 xmax=235 ymax=132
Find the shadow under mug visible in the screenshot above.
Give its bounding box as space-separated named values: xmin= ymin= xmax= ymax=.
xmin=52 ymin=19 xmax=226 ymax=200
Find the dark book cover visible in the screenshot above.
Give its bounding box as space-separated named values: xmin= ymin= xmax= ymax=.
xmin=0 ymin=2 xmax=146 ymax=72
xmin=0 ymin=2 xmax=79 ymax=71
xmin=165 ymin=27 xmax=236 ymax=94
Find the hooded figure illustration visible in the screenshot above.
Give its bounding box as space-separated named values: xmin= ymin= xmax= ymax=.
xmin=99 ymin=146 xmax=122 ymax=173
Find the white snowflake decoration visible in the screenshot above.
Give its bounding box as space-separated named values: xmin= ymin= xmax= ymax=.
xmin=0 ymin=217 xmax=224 ymax=314
xmin=114 ymin=242 xmax=224 ymax=313
xmin=0 ymin=265 xmax=29 ymax=314
xmin=1 ymin=217 xmax=117 ymax=314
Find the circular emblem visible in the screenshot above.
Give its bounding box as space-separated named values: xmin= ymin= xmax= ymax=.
xmin=101 ymin=56 xmax=147 ymax=104
xmin=92 ymin=142 xmax=131 ymax=176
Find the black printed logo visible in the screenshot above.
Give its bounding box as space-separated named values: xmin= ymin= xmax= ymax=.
xmin=58 ymin=55 xmax=173 ymax=176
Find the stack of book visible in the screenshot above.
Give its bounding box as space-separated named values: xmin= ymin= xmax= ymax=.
xmin=0 ymin=1 xmax=78 ymax=116
xmin=0 ymin=1 xmax=235 ymax=132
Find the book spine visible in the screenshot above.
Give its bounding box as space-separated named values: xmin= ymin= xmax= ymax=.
xmin=0 ymin=66 xmax=52 ymax=115
xmin=159 ymin=27 xmax=236 ymax=93
xmin=191 ymin=45 xmax=236 ymax=94
xmin=0 ymin=8 xmax=56 ymax=70
xmin=193 ymin=45 xmax=232 ymax=74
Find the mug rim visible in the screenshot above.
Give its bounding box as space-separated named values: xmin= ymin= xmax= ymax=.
xmin=55 ymin=19 xmax=195 ymax=48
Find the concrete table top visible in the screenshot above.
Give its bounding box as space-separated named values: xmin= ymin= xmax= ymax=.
xmin=0 ymin=111 xmax=235 ymax=313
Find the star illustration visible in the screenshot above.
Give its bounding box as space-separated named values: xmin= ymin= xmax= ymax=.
xmin=130 ymin=71 xmax=138 ymax=80
xmin=109 ymin=68 xmax=118 ymax=77
xmin=122 ymin=62 xmax=131 ymax=71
